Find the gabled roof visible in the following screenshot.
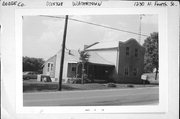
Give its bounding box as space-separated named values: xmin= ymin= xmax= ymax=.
xmin=45 ymin=49 xmax=80 ymax=63
xmin=123 ymin=38 xmax=142 ymax=47
xmin=86 ymin=40 xmax=120 ymax=51
xmin=85 ymin=38 xmax=142 ymax=51
xmin=57 ymin=49 xmax=80 ymax=62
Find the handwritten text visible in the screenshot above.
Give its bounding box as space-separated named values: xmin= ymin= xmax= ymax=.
xmin=72 ymin=1 xmax=102 ymax=6
xmin=134 ymin=1 xmax=177 ymax=7
xmin=2 ymin=0 xmax=25 ymax=7
xmin=46 ymin=1 xmax=63 ymax=7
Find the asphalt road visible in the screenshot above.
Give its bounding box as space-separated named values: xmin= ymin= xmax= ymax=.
xmin=23 ymin=87 xmax=159 ymax=106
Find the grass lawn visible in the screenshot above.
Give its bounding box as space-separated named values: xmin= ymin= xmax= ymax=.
xmin=23 ymin=79 xmax=158 ymax=93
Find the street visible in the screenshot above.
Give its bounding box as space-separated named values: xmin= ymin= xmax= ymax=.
xmin=23 ymin=87 xmax=159 ymax=106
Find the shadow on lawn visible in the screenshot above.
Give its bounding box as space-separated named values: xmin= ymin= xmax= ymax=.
xmin=23 ymin=79 xmax=158 ymax=93
xmin=23 ymin=82 xmax=80 ymax=92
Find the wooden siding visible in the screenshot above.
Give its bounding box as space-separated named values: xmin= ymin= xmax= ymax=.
xmin=43 ymin=55 xmax=56 ymax=78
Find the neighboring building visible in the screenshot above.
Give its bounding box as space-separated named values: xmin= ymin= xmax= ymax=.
xmin=42 ymin=49 xmax=79 ymax=82
xmin=43 ymin=38 xmax=145 ymax=84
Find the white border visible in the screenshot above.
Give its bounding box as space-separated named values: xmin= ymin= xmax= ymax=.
xmin=16 ymin=8 xmax=168 ymax=113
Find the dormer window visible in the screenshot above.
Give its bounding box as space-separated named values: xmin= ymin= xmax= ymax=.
xmin=126 ymin=47 xmax=129 ymax=56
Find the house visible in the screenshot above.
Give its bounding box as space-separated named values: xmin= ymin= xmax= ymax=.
xmin=43 ymin=38 xmax=145 ymax=84
xmin=85 ymin=38 xmax=145 ymax=83
xmin=42 ymin=49 xmax=80 ymax=82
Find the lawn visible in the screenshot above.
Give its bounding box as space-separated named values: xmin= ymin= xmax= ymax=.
xmin=23 ymin=79 xmax=158 ymax=93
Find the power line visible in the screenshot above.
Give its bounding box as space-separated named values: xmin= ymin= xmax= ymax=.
xmin=69 ymin=17 xmax=148 ymax=37
xmin=39 ymin=15 xmax=149 ymax=37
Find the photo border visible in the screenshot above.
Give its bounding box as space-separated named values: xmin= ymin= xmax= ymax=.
xmin=15 ymin=8 xmax=168 ymax=114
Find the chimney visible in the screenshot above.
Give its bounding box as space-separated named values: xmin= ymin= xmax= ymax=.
xmin=84 ymin=45 xmax=88 ymax=50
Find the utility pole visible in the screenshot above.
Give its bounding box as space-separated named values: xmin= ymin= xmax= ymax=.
xmin=139 ymin=14 xmax=144 ymax=44
xmin=58 ymin=15 xmax=69 ymax=91
xmin=139 ymin=14 xmax=142 ymax=44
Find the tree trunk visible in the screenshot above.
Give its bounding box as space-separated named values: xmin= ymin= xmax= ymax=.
xmin=155 ymin=67 xmax=158 ymax=80
xmin=76 ymin=63 xmax=79 ymax=78
xmin=81 ymin=63 xmax=84 ymax=84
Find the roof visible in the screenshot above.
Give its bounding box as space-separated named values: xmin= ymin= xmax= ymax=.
xmin=85 ymin=38 xmax=142 ymax=51
xmin=87 ymin=51 xmax=114 ymax=66
xmin=86 ymin=40 xmax=120 ymax=51
xmin=58 ymin=49 xmax=80 ymax=62
xmin=45 ymin=49 xmax=80 ymax=64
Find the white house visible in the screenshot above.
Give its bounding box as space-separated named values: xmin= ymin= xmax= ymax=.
xmin=42 ymin=49 xmax=79 ymax=82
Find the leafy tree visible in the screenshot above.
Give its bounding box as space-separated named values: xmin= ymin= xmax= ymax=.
xmin=78 ymin=50 xmax=90 ymax=84
xmin=143 ymin=32 xmax=158 ymax=80
xmin=23 ymin=56 xmax=45 ymax=73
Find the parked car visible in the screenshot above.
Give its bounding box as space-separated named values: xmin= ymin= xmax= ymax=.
xmin=23 ymin=71 xmax=38 ymax=80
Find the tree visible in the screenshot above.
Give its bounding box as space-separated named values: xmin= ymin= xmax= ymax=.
xmin=23 ymin=56 xmax=45 ymax=73
xmin=143 ymin=32 xmax=158 ymax=80
xmin=78 ymin=50 xmax=90 ymax=84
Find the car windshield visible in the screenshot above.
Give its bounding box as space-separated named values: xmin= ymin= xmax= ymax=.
xmin=23 ymin=72 xmax=29 ymax=75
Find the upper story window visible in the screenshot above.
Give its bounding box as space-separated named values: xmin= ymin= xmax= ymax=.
xmin=126 ymin=47 xmax=129 ymax=56
xmin=47 ymin=62 xmax=53 ymax=72
xmin=47 ymin=63 xmax=50 ymax=72
xmin=135 ymin=48 xmax=138 ymax=57
xmin=51 ymin=64 xmax=53 ymax=71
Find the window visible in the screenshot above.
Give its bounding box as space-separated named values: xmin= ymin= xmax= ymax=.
xmin=47 ymin=62 xmax=53 ymax=72
xmin=51 ymin=64 xmax=53 ymax=71
xmin=126 ymin=47 xmax=129 ymax=56
xmin=72 ymin=67 xmax=76 ymax=72
xmin=133 ymin=68 xmax=138 ymax=76
xmin=135 ymin=48 xmax=138 ymax=57
xmin=67 ymin=63 xmax=77 ymax=77
xmin=124 ymin=67 xmax=129 ymax=76
xmin=47 ymin=63 xmax=50 ymax=72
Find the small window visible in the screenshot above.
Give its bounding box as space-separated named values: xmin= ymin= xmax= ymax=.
xmin=72 ymin=67 xmax=76 ymax=72
xmin=133 ymin=68 xmax=138 ymax=76
xmin=135 ymin=48 xmax=138 ymax=57
xmin=47 ymin=63 xmax=50 ymax=72
xmin=47 ymin=62 xmax=53 ymax=72
xmin=126 ymin=47 xmax=129 ymax=56
xmin=51 ymin=64 xmax=53 ymax=71
xmin=124 ymin=67 xmax=129 ymax=76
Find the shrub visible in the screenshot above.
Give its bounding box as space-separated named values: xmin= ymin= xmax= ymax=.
xmin=107 ymin=83 xmax=116 ymax=87
xmin=68 ymin=76 xmax=91 ymax=84
xmin=72 ymin=78 xmax=81 ymax=84
xmin=127 ymin=84 xmax=134 ymax=88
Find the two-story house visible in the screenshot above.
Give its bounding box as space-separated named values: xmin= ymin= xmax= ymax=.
xmin=85 ymin=38 xmax=145 ymax=83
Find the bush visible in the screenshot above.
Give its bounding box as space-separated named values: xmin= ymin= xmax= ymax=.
xmin=107 ymin=83 xmax=116 ymax=87
xmin=41 ymin=75 xmax=51 ymax=82
xmin=72 ymin=78 xmax=81 ymax=84
xmin=67 ymin=77 xmax=91 ymax=84
xmin=127 ymin=84 xmax=134 ymax=88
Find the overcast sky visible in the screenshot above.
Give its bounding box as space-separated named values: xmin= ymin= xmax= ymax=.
xmin=23 ymin=15 xmax=158 ymax=59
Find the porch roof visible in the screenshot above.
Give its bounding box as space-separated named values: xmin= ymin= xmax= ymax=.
xmin=87 ymin=52 xmax=114 ymax=66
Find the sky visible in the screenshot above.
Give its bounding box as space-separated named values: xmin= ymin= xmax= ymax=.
xmin=23 ymin=15 xmax=158 ymax=60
